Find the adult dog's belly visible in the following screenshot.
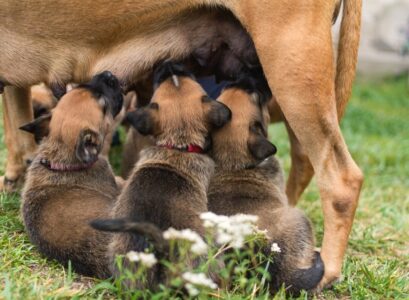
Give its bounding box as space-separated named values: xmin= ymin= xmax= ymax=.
xmin=0 ymin=3 xmax=258 ymax=88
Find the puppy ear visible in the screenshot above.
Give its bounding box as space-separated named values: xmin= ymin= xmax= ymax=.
xmin=248 ymin=134 xmax=277 ymax=160
xmin=75 ymin=129 xmax=103 ymax=164
xmin=33 ymin=103 xmax=51 ymax=119
xmin=207 ymin=101 xmax=232 ymax=129
xmin=19 ymin=114 xmax=51 ymax=144
xmin=50 ymin=83 xmax=67 ymax=100
xmin=126 ymin=109 xmax=155 ymax=136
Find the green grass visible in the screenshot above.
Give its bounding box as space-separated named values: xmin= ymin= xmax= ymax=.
xmin=1 ymin=76 xmax=408 ymax=299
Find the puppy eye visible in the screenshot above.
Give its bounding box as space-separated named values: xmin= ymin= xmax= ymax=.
xmin=149 ymin=103 xmax=159 ymax=110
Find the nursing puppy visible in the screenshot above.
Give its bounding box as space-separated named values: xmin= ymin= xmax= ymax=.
xmin=20 ymin=71 xmax=123 ymax=278
xmin=28 ymin=82 xmax=128 ymax=157
xmin=31 ymin=84 xmax=57 ymax=120
xmin=208 ymin=77 xmax=324 ymax=294
xmin=121 ymin=125 xmax=155 ymax=179
xmin=121 ymin=91 xmax=155 ymax=179
xmin=92 ymin=61 xmax=231 ymax=285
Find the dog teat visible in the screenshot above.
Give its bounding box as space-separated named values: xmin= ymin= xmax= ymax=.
xmin=153 ymin=61 xmax=195 ymax=89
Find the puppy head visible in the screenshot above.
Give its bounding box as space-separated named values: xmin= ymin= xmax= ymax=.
xmin=127 ymin=61 xmax=231 ymax=149
xmin=211 ymin=75 xmax=276 ymax=168
xmin=20 ymin=71 xmax=123 ymax=163
xmin=31 ymin=84 xmax=57 ymax=119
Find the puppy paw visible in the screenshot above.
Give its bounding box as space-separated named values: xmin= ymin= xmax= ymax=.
xmin=0 ymin=176 xmax=23 ymax=193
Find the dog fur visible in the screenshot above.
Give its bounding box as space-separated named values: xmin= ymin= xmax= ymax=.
xmin=121 ymin=127 xmax=155 ymax=179
xmin=20 ymin=72 xmax=123 ymax=278
xmin=208 ymin=77 xmax=324 ymax=293
xmin=30 ymin=84 xmax=57 ymax=119
xmin=1 ymin=0 xmax=363 ymax=288
xmin=120 ymin=91 xmax=155 ymax=179
xmin=94 ymin=62 xmax=231 ymax=287
xmin=100 ymin=91 xmax=138 ymax=158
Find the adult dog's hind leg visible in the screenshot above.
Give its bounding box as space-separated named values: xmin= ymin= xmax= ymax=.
xmin=1 ymin=86 xmax=36 ymax=191
xmin=285 ymin=123 xmax=314 ymax=206
xmin=268 ymin=99 xmax=314 ymax=206
xmin=235 ymin=1 xmax=364 ymax=289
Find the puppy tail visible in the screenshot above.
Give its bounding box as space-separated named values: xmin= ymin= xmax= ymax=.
xmin=335 ymin=0 xmax=362 ymax=118
xmin=90 ymin=218 xmax=168 ymax=254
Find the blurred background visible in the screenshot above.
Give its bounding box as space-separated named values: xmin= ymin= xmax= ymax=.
xmin=334 ymin=0 xmax=409 ymax=79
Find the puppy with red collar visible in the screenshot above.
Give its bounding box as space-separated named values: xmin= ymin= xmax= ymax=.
xmin=92 ymin=61 xmax=231 ymax=285
xmin=20 ymin=71 xmax=123 ymax=278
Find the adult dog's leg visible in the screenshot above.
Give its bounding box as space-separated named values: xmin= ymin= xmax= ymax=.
xmin=1 ymin=87 xmax=36 ymax=191
xmin=285 ymin=123 xmax=314 ymax=206
xmin=234 ymin=1 xmax=363 ymax=288
xmin=268 ymin=99 xmax=314 ymax=205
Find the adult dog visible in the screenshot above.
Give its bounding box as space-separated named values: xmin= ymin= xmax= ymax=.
xmin=0 ymin=0 xmax=363 ymax=289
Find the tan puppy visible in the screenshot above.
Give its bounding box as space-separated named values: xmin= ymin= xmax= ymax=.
xmin=120 ymin=91 xmax=155 ymax=179
xmin=0 ymin=84 xmax=58 ymax=189
xmin=0 ymin=1 xmax=363 ymax=288
xmin=208 ymin=76 xmax=324 ymax=293
xmin=121 ymin=127 xmax=155 ymax=179
xmin=92 ymin=61 xmax=231 ymax=286
xmin=20 ymin=72 xmax=123 ymax=278
xmin=31 ymin=84 xmax=57 ymax=119
xmin=100 ymin=91 xmax=137 ymax=158
xmin=32 ymin=82 xmax=136 ymax=158
xmin=33 ymin=84 xmax=138 ymax=160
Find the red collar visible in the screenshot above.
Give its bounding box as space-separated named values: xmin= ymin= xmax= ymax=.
xmin=157 ymin=143 xmax=204 ymax=154
xmin=40 ymin=158 xmax=96 ymax=172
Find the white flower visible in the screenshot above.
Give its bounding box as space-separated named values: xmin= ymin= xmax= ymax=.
xmin=138 ymin=252 xmax=158 ymax=267
xmin=185 ymin=283 xmax=199 ymax=296
xmin=230 ymin=214 xmax=259 ymax=224
xmin=191 ymin=239 xmax=208 ymax=255
xmin=200 ymin=212 xmax=229 ymax=228
xmin=200 ymin=212 xmax=259 ymax=248
xmin=256 ymin=228 xmax=269 ymax=237
xmin=126 ymin=251 xmax=140 ymax=262
xmin=182 ymin=272 xmax=218 ymax=289
xmin=271 ymin=242 xmax=281 ymax=253
xmin=126 ymin=251 xmax=157 ymax=268
xmin=163 ymin=228 xmax=208 ymax=255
